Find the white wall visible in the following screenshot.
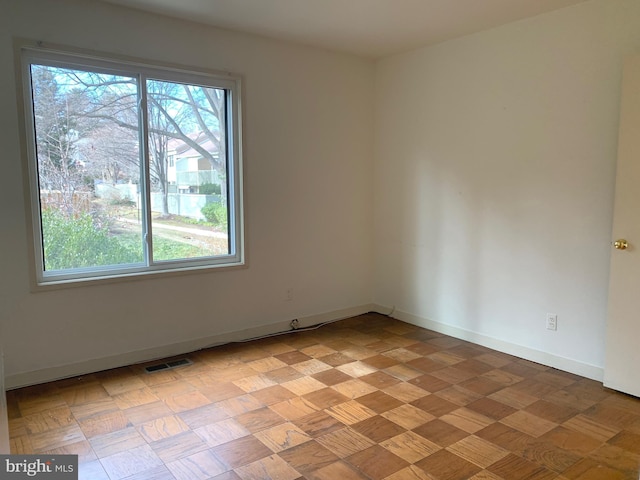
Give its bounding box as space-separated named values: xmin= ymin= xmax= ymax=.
xmin=374 ymin=0 xmax=640 ymax=378
xmin=0 ymin=0 xmax=375 ymax=387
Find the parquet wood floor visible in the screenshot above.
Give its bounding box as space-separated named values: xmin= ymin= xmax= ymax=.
xmin=7 ymin=313 xmax=640 ymax=479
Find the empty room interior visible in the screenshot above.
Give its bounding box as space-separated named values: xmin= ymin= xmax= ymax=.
xmin=2 ymin=0 xmax=640 ymax=478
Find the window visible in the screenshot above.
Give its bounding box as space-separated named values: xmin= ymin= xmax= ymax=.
xmin=20 ymin=46 xmax=244 ymax=286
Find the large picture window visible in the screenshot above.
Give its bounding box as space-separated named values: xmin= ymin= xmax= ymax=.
xmin=21 ymin=46 xmax=244 ymax=286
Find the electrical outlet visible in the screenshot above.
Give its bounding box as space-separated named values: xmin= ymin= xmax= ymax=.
xmin=285 ymin=288 xmax=293 ymax=301
xmin=546 ymin=313 xmax=557 ymax=331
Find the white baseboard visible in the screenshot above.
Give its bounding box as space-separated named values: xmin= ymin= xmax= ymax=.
xmin=5 ymin=304 xmax=375 ymax=390
xmin=371 ymin=304 xmax=604 ymax=382
xmin=5 ymin=302 xmax=604 ymax=390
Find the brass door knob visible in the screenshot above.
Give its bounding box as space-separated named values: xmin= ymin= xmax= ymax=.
xmin=614 ymin=239 xmax=629 ymax=250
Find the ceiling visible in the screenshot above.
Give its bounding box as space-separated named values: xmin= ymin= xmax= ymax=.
xmin=101 ymin=0 xmax=589 ymax=58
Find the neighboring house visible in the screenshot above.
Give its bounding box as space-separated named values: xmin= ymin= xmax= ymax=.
xmin=167 ymin=132 xmax=221 ymax=194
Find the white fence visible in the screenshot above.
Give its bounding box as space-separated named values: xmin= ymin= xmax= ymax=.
xmin=95 ymin=183 xmax=221 ymax=220
xmin=151 ymin=193 xmax=221 ymax=220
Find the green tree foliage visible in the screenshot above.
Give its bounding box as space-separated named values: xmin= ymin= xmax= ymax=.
xmin=41 ymin=209 xmax=142 ymax=270
xmin=198 ymin=183 xmax=221 ymax=195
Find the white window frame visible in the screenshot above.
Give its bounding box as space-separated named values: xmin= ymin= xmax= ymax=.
xmin=20 ymin=44 xmax=244 ymax=287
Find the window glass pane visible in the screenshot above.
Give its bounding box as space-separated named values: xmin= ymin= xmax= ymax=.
xmin=146 ymin=79 xmax=230 ymax=261
xmin=24 ymin=49 xmax=243 ymax=285
xmin=31 ymin=65 xmax=144 ymax=272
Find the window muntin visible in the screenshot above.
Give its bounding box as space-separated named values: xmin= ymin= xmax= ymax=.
xmin=22 ymin=48 xmax=243 ymax=285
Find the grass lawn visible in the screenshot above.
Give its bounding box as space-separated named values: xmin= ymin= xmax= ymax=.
xmin=116 ymin=232 xmax=210 ymax=261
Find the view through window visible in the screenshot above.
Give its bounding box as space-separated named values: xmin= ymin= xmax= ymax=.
xmin=22 ymin=48 xmax=243 ymax=284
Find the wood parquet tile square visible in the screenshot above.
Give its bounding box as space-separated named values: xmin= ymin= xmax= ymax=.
xmin=194 ymin=418 xmax=250 ymax=447
xmin=331 ymin=379 xmax=379 ymax=399
xmin=357 ymin=391 xmax=404 ymax=414
xmin=413 ymin=418 xmax=469 ymax=447
xmin=440 ymin=386 xmax=485 ymax=409
xmin=352 ymin=415 xmax=407 ymax=443
xmin=446 ymin=434 xmax=509 ymax=469
xmin=411 ymin=394 xmax=459 ymax=417
xmin=292 ymin=410 xmax=344 ymax=438
xmin=316 ymin=427 xmax=376 ymax=458
xmin=303 ymin=387 xmax=350 ymax=410
xmin=415 ymin=448 xmax=482 ymax=480
xmin=312 ymin=368 xmax=354 ymax=386
xmin=347 ymin=445 xmax=408 ymax=479
xmin=235 ymin=454 xmax=301 ymax=480
xmin=7 ymin=313 xmax=640 ymax=479
xmin=166 ymin=448 xmax=228 ymax=480
xmin=362 ymin=355 xmax=401 ymax=370
xmin=518 ymin=439 xmax=582 ymax=474
xmin=409 ymin=373 xmax=452 ymax=393
xmin=211 ymin=435 xmax=274 ymax=469
xmin=277 ymin=440 xmax=338 ymax=475
xmin=176 ymin=403 xmax=227 ymax=429
xmin=100 ymin=444 xmax=164 ymax=480
xmin=381 ymin=404 xmax=435 ymax=430
xmin=467 ymin=397 xmax=518 ymax=421
xmin=89 ymin=426 xmax=147 ymax=458
xmin=325 ymin=399 xmax=377 ymax=425
xmin=486 ymin=453 xmax=556 ymax=480
xmin=29 ymin=423 xmax=86 ymax=451
xmin=305 ymin=460 xmax=369 ymax=480
xmin=268 ymin=397 xmax=318 ymax=421
xmin=253 ymin=422 xmax=311 ymax=453
xmin=282 ymin=377 xmax=326 ymax=396
xmin=476 ymin=422 xmax=536 ymax=452
xmin=235 ymin=407 xmax=286 ymax=433
xmin=380 ymin=431 xmax=440 ymax=463
xmin=149 ymin=431 xmax=209 ymax=463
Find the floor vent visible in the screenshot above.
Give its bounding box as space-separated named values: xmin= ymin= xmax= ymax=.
xmin=144 ymin=358 xmax=192 ymax=373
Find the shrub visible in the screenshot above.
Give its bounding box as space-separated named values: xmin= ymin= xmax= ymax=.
xmin=199 ymin=183 xmax=221 ymax=195
xmin=108 ymin=197 xmax=136 ymax=207
xmin=41 ymin=209 xmax=141 ymax=270
xmin=201 ymin=201 xmax=228 ymax=228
